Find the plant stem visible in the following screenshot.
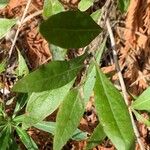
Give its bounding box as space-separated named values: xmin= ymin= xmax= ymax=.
xmin=22 ymin=10 xmax=43 ymax=24
xmin=8 ymin=0 xmax=32 ymax=59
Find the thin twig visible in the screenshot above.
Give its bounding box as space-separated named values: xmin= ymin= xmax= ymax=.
xmin=106 ymin=18 xmax=145 ymax=150
xmin=22 ymin=10 xmax=43 ymax=24
xmin=8 ymin=0 xmax=32 ymax=59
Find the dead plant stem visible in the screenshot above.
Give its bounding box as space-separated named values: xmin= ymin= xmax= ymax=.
xmin=8 ymin=0 xmax=32 ymax=59
xmin=22 ymin=10 xmax=43 ymax=24
xmin=106 ymin=18 xmax=145 ymax=150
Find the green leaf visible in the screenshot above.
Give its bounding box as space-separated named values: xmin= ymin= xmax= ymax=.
xmin=0 ymin=107 xmax=6 ymax=124
xmin=34 ymin=121 xmax=55 ymax=134
xmin=15 ymin=49 xmax=29 ymax=77
xmin=12 ymin=115 xmax=26 ymax=123
xmin=54 ymin=89 xmax=84 ymax=150
xmin=43 ymin=0 xmax=63 ymax=19
xmin=131 ymin=87 xmax=150 ymax=111
xmin=43 ymin=0 xmax=52 ymax=19
xmin=83 ymin=39 xmax=106 ymax=104
xmin=23 ymin=80 xmax=74 ymax=127
xmin=0 ymin=0 xmax=9 ymax=9
xmin=132 ymin=109 xmax=150 ymax=127
xmin=0 ymin=127 xmax=11 ymax=150
xmin=117 ymin=0 xmax=130 ymax=12
xmin=78 ymin=0 xmax=94 ymax=11
xmin=0 ymin=18 xmax=16 ymax=39
xmin=86 ymin=123 xmax=106 ymax=150
xmin=0 ymin=60 xmax=6 ymax=74
xmin=91 ymin=10 xmax=102 ymax=22
xmin=9 ymin=137 xmax=19 ymax=150
xmin=50 ymin=0 xmax=64 ymax=15
xmin=13 ymin=93 xmax=28 ymax=118
xmin=40 ymin=10 xmax=101 ymax=48
xmin=94 ymin=64 xmax=135 ymax=149
xmin=34 ymin=121 xmax=88 ymax=141
xmin=83 ymin=64 xmax=96 ymax=104
xmin=50 ymin=44 xmax=67 ymax=61
xmin=15 ymin=126 xmax=38 ymax=150
xmin=71 ymin=129 xmax=88 ymax=141
xmin=12 ymin=54 xmax=85 ymax=93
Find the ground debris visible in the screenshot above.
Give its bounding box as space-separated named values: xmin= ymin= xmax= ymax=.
xmin=119 ymin=0 xmax=150 ymax=95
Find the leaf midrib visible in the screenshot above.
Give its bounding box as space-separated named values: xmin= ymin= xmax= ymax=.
xmin=49 ymin=28 xmax=100 ymax=32
xmin=25 ymin=65 xmax=82 ymax=84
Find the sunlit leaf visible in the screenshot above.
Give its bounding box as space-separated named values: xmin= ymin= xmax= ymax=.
xmin=83 ymin=39 xmax=106 ymax=104
xmin=91 ymin=10 xmax=102 ymax=22
xmin=43 ymin=0 xmax=52 ymax=19
xmin=131 ymin=87 xmax=150 ymax=111
xmin=50 ymin=44 xmax=67 ymax=61
xmin=12 ymin=54 xmax=86 ymax=92
xmin=87 ymin=123 xmax=106 ymax=150
xmin=94 ymin=63 xmax=135 ymax=149
xmin=12 ymin=115 xmax=25 ymax=123
xmin=71 ymin=129 xmax=88 ymax=141
xmin=34 ymin=121 xmax=55 ymax=134
xmin=15 ymin=49 xmax=29 ymax=77
xmin=0 ymin=18 xmax=16 ymax=39
xmin=43 ymin=0 xmax=64 ymax=19
xmin=0 ymin=60 xmax=6 ymax=74
xmin=78 ymin=0 xmax=94 ymax=11
xmin=40 ymin=10 xmax=101 ymax=48
xmin=54 ymin=89 xmax=84 ymax=150
xmin=23 ymin=81 xmax=74 ymax=127
xmin=0 ymin=0 xmax=9 ymax=9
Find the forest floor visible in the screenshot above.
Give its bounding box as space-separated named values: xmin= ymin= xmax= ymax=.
xmin=0 ymin=0 xmax=150 ymax=149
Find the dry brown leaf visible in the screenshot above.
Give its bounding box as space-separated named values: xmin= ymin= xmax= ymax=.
xmin=120 ymin=0 xmax=150 ymax=95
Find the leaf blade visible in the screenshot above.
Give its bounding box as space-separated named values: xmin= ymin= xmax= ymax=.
xmin=131 ymin=87 xmax=150 ymax=111
xmin=132 ymin=109 xmax=150 ymax=127
xmin=83 ymin=38 xmax=106 ymax=104
xmin=43 ymin=0 xmax=52 ymax=19
xmin=13 ymin=93 xmax=28 ymax=118
xmin=15 ymin=49 xmax=29 ymax=77
xmin=86 ymin=123 xmax=106 ymax=150
xmin=0 ymin=127 xmax=11 ymax=150
xmin=94 ymin=64 xmax=135 ymax=149
xmin=43 ymin=0 xmax=63 ymax=19
xmin=78 ymin=0 xmax=93 ymax=11
xmin=34 ymin=121 xmax=87 ymax=140
xmin=40 ymin=10 xmax=101 ymax=48
xmin=0 ymin=0 xmax=9 ymax=9
xmin=12 ymin=54 xmax=85 ymax=93
xmin=0 ymin=60 xmax=6 ymax=74
xmin=23 ymin=80 xmax=74 ymax=127
xmin=0 ymin=18 xmax=16 ymax=39
xmin=117 ymin=0 xmax=130 ymax=12
xmin=53 ymin=89 xmax=84 ymax=150
xmin=15 ymin=126 xmax=38 ymax=150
